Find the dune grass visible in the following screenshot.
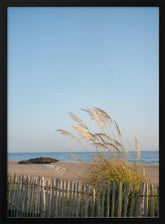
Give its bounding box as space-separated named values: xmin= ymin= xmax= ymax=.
xmin=57 ymin=107 xmax=149 ymax=216
xmin=57 ymin=107 xmax=146 ymax=190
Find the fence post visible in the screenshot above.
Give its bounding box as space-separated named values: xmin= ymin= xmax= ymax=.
xmin=28 ymin=177 xmax=34 ymax=217
xmin=85 ymin=185 xmax=89 ymax=217
xmin=150 ymin=184 xmax=155 ymax=217
xmin=136 ymin=182 xmax=144 ymax=217
xmin=58 ymin=179 xmax=61 ymax=217
xmin=55 ymin=179 xmax=59 ymax=217
xmin=144 ymin=183 xmax=148 ymax=216
xmin=41 ymin=177 xmax=45 ymax=217
xmin=51 ymin=179 xmax=54 ymax=217
xmin=16 ymin=175 xmax=21 ymax=217
xmin=45 ymin=180 xmax=48 ymax=217
xmin=37 ymin=177 xmax=41 ymax=217
xmin=25 ymin=174 xmax=29 ymax=217
xmin=76 ymin=182 xmax=80 ymax=217
xmin=32 ymin=179 xmax=36 ymax=217
xmin=140 ymin=182 xmax=145 ymax=216
xmin=7 ymin=173 xmax=12 ymax=217
xmin=13 ymin=175 xmax=19 ymax=217
xmin=64 ymin=180 xmax=68 ymax=217
xmin=106 ymin=181 xmax=110 ymax=217
xmin=124 ymin=181 xmax=130 ymax=217
xmin=68 ymin=181 xmax=72 ymax=217
xmin=80 ymin=182 xmax=84 ymax=217
xmin=97 ymin=181 xmax=101 ymax=217
xmin=72 ymin=182 xmax=76 ymax=217
xmin=157 ymin=185 xmax=159 ymax=217
xmin=129 ymin=183 xmax=136 ymax=217
xmin=101 ymin=181 xmax=107 ymax=217
xmin=111 ymin=180 xmax=116 ymax=217
xmin=11 ymin=173 xmax=16 ymax=217
xmin=117 ymin=182 xmax=122 ymax=217
xmin=48 ymin=192 xmax=51 ymax=217
xmin=61 ymin=179 xmax=65 ymax=217
xmin=91 ymin=188 xmax=95 ymax=217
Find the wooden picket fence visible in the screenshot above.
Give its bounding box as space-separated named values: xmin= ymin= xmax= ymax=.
xmin=7 ymin=173 xmax=159 ymax=218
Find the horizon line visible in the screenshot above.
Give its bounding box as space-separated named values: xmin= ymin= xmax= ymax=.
xmin=8 ymin=150 xmax=159 ymax=153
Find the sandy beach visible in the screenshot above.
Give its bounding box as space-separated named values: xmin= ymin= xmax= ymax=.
xmin=8 ymin=160 xmax=159 ymax=186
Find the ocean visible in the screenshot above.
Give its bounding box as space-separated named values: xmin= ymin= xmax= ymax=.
xmin=8 ymin=151 xmax=159 ymax=165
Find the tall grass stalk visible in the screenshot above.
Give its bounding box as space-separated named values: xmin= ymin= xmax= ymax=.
xmin=57 ymin=107 xmax=146 ymax=190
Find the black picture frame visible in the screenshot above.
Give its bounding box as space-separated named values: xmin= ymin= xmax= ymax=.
xmin=0 ymin=0 xmax=164 ymax=223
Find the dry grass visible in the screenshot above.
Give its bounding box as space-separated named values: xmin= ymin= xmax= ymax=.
xmin=57 ymin=107 xmax=146 ymax=190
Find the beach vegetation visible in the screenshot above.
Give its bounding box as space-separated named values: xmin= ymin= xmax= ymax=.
xmin=57 ymin=107 xmax=147 ymax=216
xmin=57 ymin=107 xmax=146 ymax=189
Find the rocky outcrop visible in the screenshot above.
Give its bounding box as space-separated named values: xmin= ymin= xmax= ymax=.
xmin=18 ymin=157 xmax=59 ymax=164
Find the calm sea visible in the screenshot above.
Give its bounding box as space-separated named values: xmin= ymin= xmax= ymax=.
xmin=8 ymin=151 xmax=159 ymax=165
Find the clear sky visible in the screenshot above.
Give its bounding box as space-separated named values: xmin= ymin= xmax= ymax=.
xmin=8 ymin=7 xmax=159 ymax=153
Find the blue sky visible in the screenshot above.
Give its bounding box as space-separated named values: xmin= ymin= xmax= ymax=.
xmin=8 ymin=7 xmax=159 ymax=153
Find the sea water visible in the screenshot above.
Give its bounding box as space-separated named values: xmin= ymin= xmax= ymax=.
xmin=8 ymin=151 xmax=159 ymax=165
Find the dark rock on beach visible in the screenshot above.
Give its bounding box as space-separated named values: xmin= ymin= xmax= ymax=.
xmin=18 ymin=157 xmax=59 ymax=164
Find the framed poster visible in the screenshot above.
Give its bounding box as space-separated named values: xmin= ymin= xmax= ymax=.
xmin=0 ymin=0 xmax=164 ymax=223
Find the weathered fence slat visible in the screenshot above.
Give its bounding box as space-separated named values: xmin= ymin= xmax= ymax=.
xmin=29 ymin=177 xmax=33 ymax=217
xmin=81 ymin=182 xmax=84 ymax=217
xmin=85 ymin=185 xmax=89 ymax=217
xmin=55 ymin=179 xmax=59 ymax=217
xmin=12 ymin=175 xmax=16 ymax=217
xmin=20 ymin=175 xmax=24 ymax=217
xmin=16 ymin=176 xmax=21 ymax=217
xmin=91 ymin=188 xmax=95 ymax=217
xmin=58 ymin=179 xmax=61 ymax=217
xmin=37 ymin=177 xmax=41 ymax=217
xmin=45 ymin=180 xmax=48 ymax=217
xmin=37 ymin=189 xmax=40 ymax=217
xmin=8 ymin=173 xmax=12 ymax=217
xmin=41 ymin=177 xmax=45 ymax=217
xmin=64 ymin=180 xmax=68 ymax=217
xmin=35 ymin=177 xmax=38 ymax=218
xmin=144 ymin=183 xmax=148 ymax=216
xmin=150 ymin=184 xmax=155 ymax=217
xmin=101 ymin=181 xmax=107 ymax=217
xmin=48 ymin=193 xmax=51 ymax=217
xmin=25 ymin=174 xmax=29 ymax=217
xmin=11 ymin=173 xmax=16 ymax=217
xmin=124 ymin=181 xmax=130 ymax=217
xmin=97 ymin=181 xmax=101 ymax=217
xmin=129 ymin=183 xmax=136 ymax=217
xmin=140 ymin=183 xmax=145 ymax=217
xmin=117 ymin=181 xmax=122 ymax=217
xmin=111 ymin=180 xmax=116 ymax=217
xmin=68 ymin=181 xmax=73 ymax=217
xmin=76 ymin=182 xmax=80 ymax=217
xmin=13 ymin=175 xmax=19 ymax=217
xmin=61 ymin=179 xmax=65 ymax=217
xmin=157 ymin=185 xmax=159 ymax=217
xmin=27 ymin=177 xmax=31 ymax=216
xmin=32 ymin=178 xmax=36 ymax=217
xmin=136 ymin=182 xmax=144 ymax=217
xmin=51 ymin=179 xmax=54 ymax=217
xmin=72 ymin=182 xmax=76 ymax=217
xmin=106 ymin=181 xmax=110 ymax=217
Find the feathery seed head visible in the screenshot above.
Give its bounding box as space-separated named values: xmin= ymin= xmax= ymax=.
xmin=114 ymin=120 xmax=121 ymax=136
xmin=68 ymin=112 xmax=88 ymax=130
xmin=135 ymin=137 xmax=141 ymax=160
xmin=72 ymin=125 xmax=94 ymax=143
